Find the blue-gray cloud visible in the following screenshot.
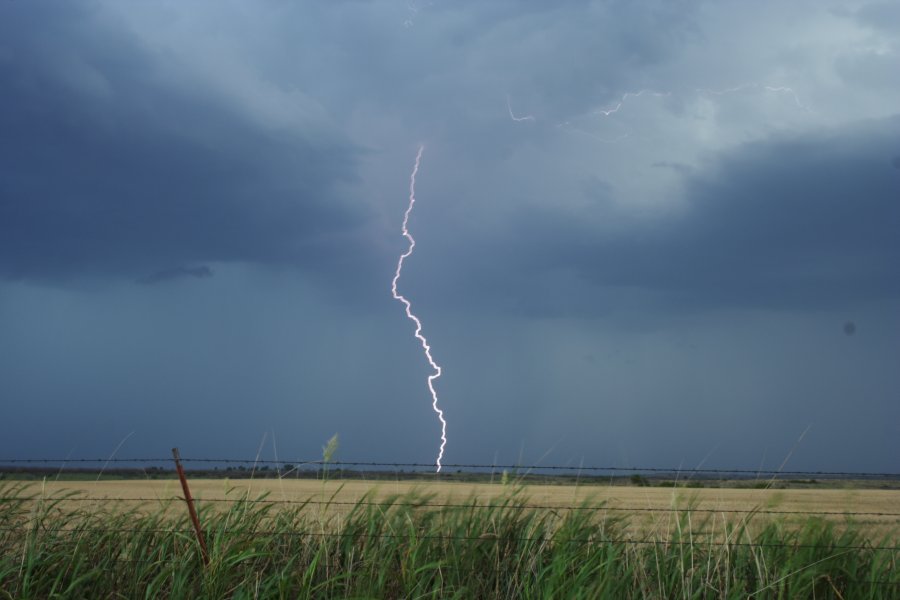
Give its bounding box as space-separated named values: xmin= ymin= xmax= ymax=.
xmin=1 ymin=0 xmax=898 ymax=471
xmin=425 ymin=116 xmax=900 ymax=316
xmin=0 ymin=2 xmax=365 ymax=283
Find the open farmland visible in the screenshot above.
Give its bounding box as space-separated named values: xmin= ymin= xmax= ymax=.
xmin=2 ymin=478 xmax=897 ymax=597
xmin=12 ymin=478 xmax=900 ymax=536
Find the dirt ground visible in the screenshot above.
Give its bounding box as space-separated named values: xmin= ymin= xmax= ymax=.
xmin=11 ymin=478 xmax=899 ymax=537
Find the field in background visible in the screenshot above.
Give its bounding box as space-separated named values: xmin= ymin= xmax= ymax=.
xmin=15 ymin=478 xmax=900 ymax=536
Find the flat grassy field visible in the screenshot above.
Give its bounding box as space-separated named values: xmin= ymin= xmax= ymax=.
xmin=3 ymin=479 xmax=898 ymax=597
xmin=15 ymin=478 xmax=900 ymax=535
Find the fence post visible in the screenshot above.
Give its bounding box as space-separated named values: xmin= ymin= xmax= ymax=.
xmin=172 ymin=447 xmax=210 ymax=566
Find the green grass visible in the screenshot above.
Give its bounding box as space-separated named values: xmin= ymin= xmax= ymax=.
xmin=0 ymin=482 xmax=896 ymax=598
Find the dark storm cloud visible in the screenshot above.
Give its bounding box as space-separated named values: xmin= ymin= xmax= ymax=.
xmin=0 ymin=0 xmax=750 ymax=291
xmin=451 ymin=116 xmax=900 ymax=315
xmin=0 ymin=3 xmax=365 ymax=283
xmin=1 ymin=0 xmax=898 ymax=472
xmin=274 ymin=0 xmax=701 ymax=153
xmin=0 ymin=0 xmax=710 ymax=294
xmin=658 ymin=118 xmax=900 ymax=308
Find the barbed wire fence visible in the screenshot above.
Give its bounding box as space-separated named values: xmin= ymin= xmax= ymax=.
xmin=2 ymin=455 xmax=898 ymax=523
xmin=1 ymin=454 xmax=898 ymax=588
xmin=2 ymin=456 xmax=899 ymax=478
xmin=2 ymin=455 xmax=898 ymax=519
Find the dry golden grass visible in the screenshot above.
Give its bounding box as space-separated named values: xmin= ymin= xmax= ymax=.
xmin=16 ymin=478 xmax=900 ymax=537
xmin=7 ymin=478 xmax=898 ymax=597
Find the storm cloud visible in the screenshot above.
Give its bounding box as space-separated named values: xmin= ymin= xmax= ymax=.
xmin=0 ymin=0 xmax=897 ymax=471
xmin=0 ymin=2 xmax=364 ymax=283
xmin=522 ymin=117 xmax=900 ymax=312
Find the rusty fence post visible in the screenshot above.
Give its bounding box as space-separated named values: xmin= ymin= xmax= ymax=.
xmin=172 ymin=447 xmax=210 ymax=566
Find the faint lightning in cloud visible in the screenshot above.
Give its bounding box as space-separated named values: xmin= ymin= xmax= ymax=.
xmin=593 ymin=90 xmax=671 ymax=117
xmin=762 ymin=86 xmax=808 ymax=111
xmin=584 ymin=85 xmax=806 ymax=121
xmin=391 ymin=145 xmax=448 ymax=472
xmin=507 ymin=95 xmax=535 ymax=122
xmin=698 ymin=83 xmax=809 ymax=111
xmin=555 ymin=90 xmax=669 ymax=142
xmin=403 ymin=1 xmax=418 ymax=28
xmin=403 ymin=0 xmax=436 ymax=28
xmin=555 ymin=83 xmax=807 ymax=144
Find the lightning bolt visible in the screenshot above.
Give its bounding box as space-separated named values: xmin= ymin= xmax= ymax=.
xmin=403 ymin=0 xmax=418 ymax=28
xmin=554 ymin=83 xmax=807 ymax=143
xmin=593 ymin=90 xmax=671 ymax=117
xmin=507 ymin=95 xmax=535 ymax=122
xmin=697 ymin=84 xmax=809 ymax=111
xmin=555 ymin=90 xmax=669 ymax=140
xmin=391 ymin=145 xmax=448 ymax=472
xmin=762 ymin=86 xmax=808 ymax=111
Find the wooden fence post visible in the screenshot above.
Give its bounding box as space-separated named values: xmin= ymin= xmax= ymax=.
xmin=172 ymin=447 xmax=210 ymax=566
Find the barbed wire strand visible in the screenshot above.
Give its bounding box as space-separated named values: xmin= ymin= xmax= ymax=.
xmin=1 ymin=457 xmax=898 ymax=478
xmin=3 ymin=496 xmax=899 ymax=518
xmin=4 ymin=458 xmax=897 ymax=588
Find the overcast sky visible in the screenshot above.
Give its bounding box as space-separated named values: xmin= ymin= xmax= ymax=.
xmin=1 ymin=1 xmax=898 ymax=472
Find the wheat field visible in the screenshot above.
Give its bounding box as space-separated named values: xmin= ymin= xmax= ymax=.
xmin=17 ymin=478 xmax=900 ymax=535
